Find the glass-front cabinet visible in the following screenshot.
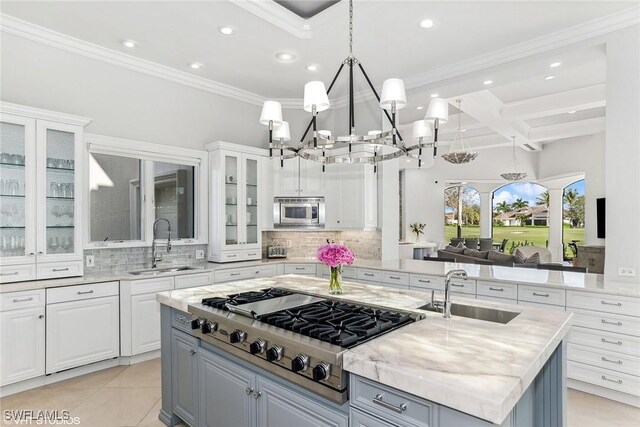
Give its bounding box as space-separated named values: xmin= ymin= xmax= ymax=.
xmin=207 ymin=142 xmax=264 ymax=263
xmin=0 ymin=104 xmax=89 ymax=282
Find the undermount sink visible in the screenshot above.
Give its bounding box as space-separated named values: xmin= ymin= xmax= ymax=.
xmin=417 ymin=302 xmax=520 ymax=324
xmin=128 ymin=266 xmax=197 ymax=276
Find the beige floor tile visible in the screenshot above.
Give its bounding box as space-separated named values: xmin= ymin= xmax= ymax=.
xmin=71 ymin=387 xmax=161 ymax=427
xmin=567 ymin=389 xmax=640 ymax=427
xmin=0 ymin=387 xmax=99 ymax=413
xmin=105 ymin=359 xmax=161 ymax=389
xmin=44 ymin=366 xmax=128 ymax=391
xmin=136 ymin=398 xmax=163 ymax=427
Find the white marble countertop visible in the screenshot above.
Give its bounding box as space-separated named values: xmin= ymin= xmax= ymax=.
xmin=156 ymin=275 xmax=573 ymax=424
xmin=2 ymin=256 xmax=638 ymax=297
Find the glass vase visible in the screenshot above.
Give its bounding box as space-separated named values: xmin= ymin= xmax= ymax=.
xmin=329 ymin=266 xmax=343 ymax=295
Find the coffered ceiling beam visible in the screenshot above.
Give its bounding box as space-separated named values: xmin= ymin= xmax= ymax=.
xmin=528 ymin=117 xmax=606 ymax=142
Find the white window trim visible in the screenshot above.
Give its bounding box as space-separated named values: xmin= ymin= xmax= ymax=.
xmin=84 ymin=133 xmax=208 ymax=249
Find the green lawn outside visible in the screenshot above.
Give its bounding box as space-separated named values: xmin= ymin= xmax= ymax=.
xmin=444 ymin=225 xmax=585 ymax=258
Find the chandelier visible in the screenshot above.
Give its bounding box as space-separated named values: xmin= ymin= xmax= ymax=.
xmin=500 ymin=136 xmax=528 ymax=181
xmin=441 ymin=99 xmax=478 ymax=164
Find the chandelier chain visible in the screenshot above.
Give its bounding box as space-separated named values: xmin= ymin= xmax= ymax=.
xmin=349 ymin=0 xmax=353 ymax=56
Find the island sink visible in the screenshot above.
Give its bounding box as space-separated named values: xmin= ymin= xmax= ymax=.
xmin=418 ymin=302 xmax=520 ymax=324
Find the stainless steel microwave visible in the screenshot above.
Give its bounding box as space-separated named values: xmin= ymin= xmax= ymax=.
xmin=273 ymin=197 xmax=325 ymax=228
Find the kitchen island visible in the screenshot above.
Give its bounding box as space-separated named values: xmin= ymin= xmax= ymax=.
xmin=157 ymin=275 xmax=573 ymax=427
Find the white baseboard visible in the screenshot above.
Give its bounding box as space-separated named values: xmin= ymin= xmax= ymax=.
xmin=119 ymin=350 xmax=161 ymax=365
xmin=568 ymin=378 xmax=640 ymax=408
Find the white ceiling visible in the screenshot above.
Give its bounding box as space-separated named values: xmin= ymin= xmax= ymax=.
xmin=1 ymin=0 xmax=635 ymax=149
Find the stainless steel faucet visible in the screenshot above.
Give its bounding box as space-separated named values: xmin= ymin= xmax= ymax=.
xmin=152 ymin=218 xmax=172 ymax=268
xmin=444 ymin=269 xmax=468 ymax=318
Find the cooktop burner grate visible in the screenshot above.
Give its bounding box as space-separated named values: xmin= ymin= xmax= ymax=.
xmin=202 ymin=288 xmax=292 ymax=311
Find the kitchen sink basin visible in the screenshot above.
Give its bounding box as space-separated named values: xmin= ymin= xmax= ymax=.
xmin=417 ymin=302 xmax=519 ymax=324
xmin=128 ymin=266 xmax=197 ymax=276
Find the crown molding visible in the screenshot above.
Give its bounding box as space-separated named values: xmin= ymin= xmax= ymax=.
xmin=0 ymin=13 xmax=268 ymax=107
xmin=0 ymin=101 xmax=92 ymax=126
xmin=230 ymin=0 xmax=312 ymax=39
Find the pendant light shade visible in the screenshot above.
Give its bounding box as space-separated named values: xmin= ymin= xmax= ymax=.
xmin=411 ymin=120 xmax=432 ymax=139
xmin=259 ymin=101 xmax=283 ymax=126
xmin=273 ymin=121 xmax=291 ymax=141
xmin=500 ymin=136 xmax=528 ymax=181
xmin=424 ymin=98 xmax=449 ymax=123
xmin=379 ymin=79 xmax=407 ymax=110
xmin=303 ymin=81 xmax=330 ymax=112
xmin=441 ymin=99 xmax=477 ymax=164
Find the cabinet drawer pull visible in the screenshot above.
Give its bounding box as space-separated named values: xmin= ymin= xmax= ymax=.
xmin=532 ymin=292 xmax=549 ymax=297
xmin=418 ymin=279 xmax=431 ymax=283
xmin=295 ymin=267 xmax=306 ymax=270
xmin=601 ymin=375 xmax=622 ymax=385
xmin=77 ymin=290 xmax=94 ymax=295
xmin=53 ymin=268 xmax=69 ymax=272
xmin=601 ymin=338 xmax=623 ymax=345
xmin=601 ymin=356 xmax=622 ymax=365
xmin=12 ymin=297 xmax=34 ymax=303
xmin=601 ymin=301 xmax=622 ymax=307
xmin=389 ymin=276 xmax=400 ymax=280
xmin=364 ymin=273 xmax=374 ymax=277
xmin=230 ymin=273 xmax=241 ymax=276
xmin=373 ymin=394 xmax=407 ymax=414
xmin=489 ymin=287 xmax=504 ymax=292
xmin=601 ymin=319 xmax=622 ymax=326
xmin=247 ymin=253 xmax=257 ymax=256
xmin=1 ymin=271 xmax=19 ymax=276
xmin=451 ymin=283 xmax=464 ymax=287
xmin=228 ymin=254 xmax=237 ymax=258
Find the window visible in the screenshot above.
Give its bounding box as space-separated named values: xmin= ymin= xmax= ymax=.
xmin=153 ymin=162 xmax=195 ymax=239
xmin=444 ymin=186 xmax=480 ymax=241
xmin=562 ymin=179 xmax=585 ymax=261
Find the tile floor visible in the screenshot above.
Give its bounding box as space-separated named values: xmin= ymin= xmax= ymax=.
xmin=1 ymin=358 xmax=639 ymax=426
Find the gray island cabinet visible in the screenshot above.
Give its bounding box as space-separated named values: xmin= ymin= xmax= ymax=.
xmin=157 ymin=276 xmax=572 ymax=427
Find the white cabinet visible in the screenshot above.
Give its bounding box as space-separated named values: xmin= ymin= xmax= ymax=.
xmin=0 ymin=290 xmax=45 ymax=386
xmin=46 ymin=282 xmax=119 ymax=374
xmin=272 ymin=157 xmax=324 ymax=197
xmin=121 ymin=277 xmax=174 ymax=356
xmin=207 ymin=142 xmax=266 ymax=263
xmin=0 ymin=103 xmax=90 ymax=282
xmin=325 ymin=163 xmax=377 ymax=229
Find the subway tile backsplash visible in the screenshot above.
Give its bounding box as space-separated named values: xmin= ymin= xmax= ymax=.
xmin=83 ymin=244 xmax=208 ymax=273
xmin=262 ymin=230 xmax=382 ymax=260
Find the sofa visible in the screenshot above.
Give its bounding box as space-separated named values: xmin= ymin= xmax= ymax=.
xmin=436 ymin=244 xmax=553 ymax=266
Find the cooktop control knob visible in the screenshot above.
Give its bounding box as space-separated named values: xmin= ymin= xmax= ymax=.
xmin=291 ymin=354 xmax=309 ymax=372
xmin=249 ymin=339 xmax=267 ymax=355
xmin=230 ymin=330 xmax=246 ymax=344
xmin=191 ymin=318 xmax=204 ymax=330
xmin=266 ymin=345 xmax=284 ymax=362
xmin=201 ymin=321 xmax=217 ymax=334
xmin=312 ymin=362 xmax=331 ymax=381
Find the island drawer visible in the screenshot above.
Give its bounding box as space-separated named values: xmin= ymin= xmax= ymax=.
xmin=477 ymin=281 xmax=517 ymax=300
xmin=350 ymin=408 xmax=396 ymax=427
xmin=47 ymin=281 xmax=119 ymax=303
xmin=518 ymin=285 xmax=565 ymax=306
xmin=566 ymin=291 xmax=639 ymax=317
xmin=358 ymin=269 xmax=382 ymax=283
xmin=476 ymin=294 xmax=516 ymax=304
xmin=382 ymin=272 xmax=409 ymax=287
xmin=569 ymin=326 xmax=640 ymax=357
xmin=448 ymin=278 xmax=476 ymax=295
xmin=254 ymin=265 xmax=277 ymax=278
xmin=570 ymin=308 xmax=640 ymax=337
xmin=175 ymin=272 xmax=213 ymax=289
xmin=350 ymin=375 xmax=436 ymax=427
xmin=284 ymin=263 xmax=317 ymax=276
xmin=568 ymin=343 xmax=640 ymax=377
xmin=0 ymin=289 xmax=45 ymax=311
xmin=568 ymin=361 xmax=640 ymax=396
xmin=171 ymin=309 xmax=193 ymax=333
xmin=409 ymin=274 xmax=444 ymax=291
xmin=215 ymin=268 xmax=253 ymax=283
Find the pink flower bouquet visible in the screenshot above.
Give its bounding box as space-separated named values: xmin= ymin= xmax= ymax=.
xmin=317 ymin=243 xmax=355 ymax=294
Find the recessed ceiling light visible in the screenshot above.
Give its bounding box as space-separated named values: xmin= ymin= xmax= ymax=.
xmin=306 ymin=64 xmax=318 ymax=71
xmin=218 ymin=26 xmax=235 ymax=36
xmin=419 ymin=19 xmax=434 ymax=29
xmin=276 ymin=52 xmax=295 ymax=62
xmin=406 ymin=158 xmax=412 ymax=163
xmin=483 ymin=80 xmax=493 ymax=85
xmin=550 ymin=62 xmax=562 ymax=68
xmin=189 ymin=62 xmax=204 ymax=70
xmin=544 ymin=75 xmax=555 ymax=80
xmin=430 ymin=93 xmax=439 ymax=98
xmin=568 ymin=110 xmax=577 ymax=114
xmin=122 ymin=40 xmax=137 ymax=48
xmin=460 ymin=129 xmax=467 ymax=132
xmin=416 ymin=106 xmax=424 ymax=110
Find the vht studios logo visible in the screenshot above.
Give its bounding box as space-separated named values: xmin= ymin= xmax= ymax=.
xmin=3 ymin=410 xmax=80 ymax=425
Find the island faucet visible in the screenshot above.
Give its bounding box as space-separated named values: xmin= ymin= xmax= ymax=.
xmin=152 ymin=218 xmax=172 ymax=268
xmin=444 ymin=269 xmax=468 ymax=319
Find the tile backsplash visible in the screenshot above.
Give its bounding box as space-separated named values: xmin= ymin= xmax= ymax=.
xmin=84 ymin=244 xmax=208 ymax=273
xmin=262 ymin=230 xmax=382 ymax=260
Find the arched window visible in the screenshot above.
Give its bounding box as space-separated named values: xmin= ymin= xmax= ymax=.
xmin=491 ymin=182 xmax=549 ymax=254
xmin=563 ymin=179 xmax=585 ymax=261
xmin=444 ymin=186 xmax=480 ymax=241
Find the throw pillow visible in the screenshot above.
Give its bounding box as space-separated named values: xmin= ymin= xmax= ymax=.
xmin=445 ymin=245 xmax=465 ymax=254
xmin=487 ymin=250 xmax=516 ymax=264
xmin=514 ymin=248 xmax=541 ymax=264
xmin=463 ymin=249 xmax=489 ymax=259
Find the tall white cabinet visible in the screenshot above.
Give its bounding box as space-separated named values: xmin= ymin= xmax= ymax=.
xmin=0 ymin=103 xmax=91 ymax=282
xmin=324 ymin=163 xmax=377 ymax=229
xmin=207 ymin=142 xmax=267 ymax=262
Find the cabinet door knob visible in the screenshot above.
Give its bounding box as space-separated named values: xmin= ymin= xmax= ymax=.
xmin=253 ymin=390 xmax=262 ymax=399
xmin=39 ymin=315 xmax=45 ymax=319
xmin=190 ymin=349 xmax=197 ymax=356
xmin=38 ymin=251 xmax=44 ymax=255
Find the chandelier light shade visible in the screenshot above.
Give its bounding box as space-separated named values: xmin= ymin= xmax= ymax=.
xmin=259 ymin=100 xmax=283 ymax=126
xmin=303 ymin=81 xmax=330 ymax=113
xmin=379 ymin=79 xmax=407 ymax=110
xmin=405 ymin=120 xmax=433 ymax=168
xmin=424 ymin=97 xmax=449 ymax=157
xmin=273 ymin=121 xmax=290 ymax=141
xmin=441 ymin=99 xmax=478 ymax=164
xmin=500 ymin=136 xmax=528 ymax=181
xmin=411 ymin=119 xmax=432 ymax=139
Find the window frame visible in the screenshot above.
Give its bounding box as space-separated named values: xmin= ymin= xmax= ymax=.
xmin=84 ymin=133 xmax=208 ymax=249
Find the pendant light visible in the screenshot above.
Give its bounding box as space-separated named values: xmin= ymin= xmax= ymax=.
xmin=441 ymin=99 xmax=478 ymax=164
xmin=500 ymin=136 xmax=528 ymax=181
